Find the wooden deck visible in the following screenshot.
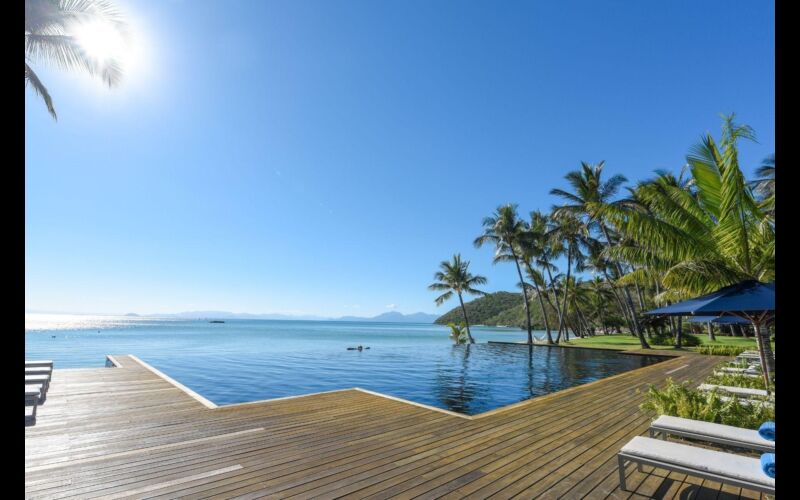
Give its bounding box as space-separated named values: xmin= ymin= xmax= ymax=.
xmin=25 ymin=351 xmax=768 ymax=499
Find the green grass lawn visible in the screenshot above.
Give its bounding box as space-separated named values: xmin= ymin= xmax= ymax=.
xmin=561 ymin=333 xmax=768 ymax=351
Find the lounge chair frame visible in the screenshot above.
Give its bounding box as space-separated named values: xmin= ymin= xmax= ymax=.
xmin=25 ymin=385 xmax=40 ymax=426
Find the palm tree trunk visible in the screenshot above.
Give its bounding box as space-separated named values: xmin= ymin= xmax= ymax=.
xmin=598 ymin=223 xmax=649 ymax=348
xmin=601 ymin=268 xmax=635 ymax=336
xmin=674 ymin=316 xmax=683 ymax=348
xmin=527 ymin=264 xmax=553 ymax=344
xmin=558 ymin=247 xmax=572 ymax=341
xmin=457 ymin=292 xmax=475 ymax=344
xmin=545 ymin=265 xmax=565 ymax=342
xmin=707 ymin=322 xmax=716 ymax=342
xmin=575 ymin=303 xmax=589 ymax=338
xmin=510 ymin=252 xmax=533 ymax=344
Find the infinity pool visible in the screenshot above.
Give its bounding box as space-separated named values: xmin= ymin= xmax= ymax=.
xmin=26 ymin=316 xmax=666 ymax=415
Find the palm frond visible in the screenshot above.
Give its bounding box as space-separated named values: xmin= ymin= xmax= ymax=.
xmin=25 ymin=61 xmax=57 ymax=119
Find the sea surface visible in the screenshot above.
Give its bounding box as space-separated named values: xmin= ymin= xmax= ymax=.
xmin=25 ymin=314 xmax=665 ymax=415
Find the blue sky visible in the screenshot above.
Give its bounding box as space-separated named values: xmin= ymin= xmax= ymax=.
xmin=25 ymin=0 xmax=775 ymax=317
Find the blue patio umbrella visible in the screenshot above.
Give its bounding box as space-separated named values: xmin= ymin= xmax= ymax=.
xmin=645 ymin=280 xmax=775 ymax=391
xmin=646 ymin=281 xmax=774 ymax=318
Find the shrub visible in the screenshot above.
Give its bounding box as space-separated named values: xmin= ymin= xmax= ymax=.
xmin=640 ymin=378 xmax=774 ymax=430
xmin=705 ymin=372 xmax=773 ymax=390
xmin=650 ymin=332 xmax=701 ymax=347
xmin=696 ymin=345 xmax=749 ymax=356
xmin=446 ymin=323 xmax=469 ymax=344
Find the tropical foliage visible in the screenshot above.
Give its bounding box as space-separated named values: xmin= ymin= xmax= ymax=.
xmin=696 ymin=345 xmax=750 ymax=356
xmin=446 ymin=323 xmax=470 ymax=345
xmin=25 ymin=0 xmax=127 ymax=119
xmin=430 ymin=114 xmax=775 ymax=352
xmin=434 ymin=292 xmax=524 ymax=327
xmin=704 ymin=371 xmax=773 ymax=390
xmin=640 ymin=378 xmax=774 ymax=430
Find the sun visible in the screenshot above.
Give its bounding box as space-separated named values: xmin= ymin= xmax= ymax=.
xmin=74 ymin=20 xmax=130 ymax=66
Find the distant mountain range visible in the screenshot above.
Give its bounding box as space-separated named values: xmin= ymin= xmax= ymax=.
xmin=335 ymin=311 xmax=439 ymax=323
xmin=141 ymin=310 xmax=439 ymax=323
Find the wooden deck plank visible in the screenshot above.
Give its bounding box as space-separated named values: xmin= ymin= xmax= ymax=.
xmin=23 ymin=350 xmax=757 ymax=500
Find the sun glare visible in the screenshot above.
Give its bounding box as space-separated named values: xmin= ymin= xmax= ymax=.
xmin=75 ymin=20 xmax=128 ymax=64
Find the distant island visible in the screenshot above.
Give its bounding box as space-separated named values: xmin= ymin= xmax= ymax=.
xmin=434 ymin=292 xmax=550 ymax=329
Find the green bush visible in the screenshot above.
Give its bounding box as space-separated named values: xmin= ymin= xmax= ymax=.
xmin=696 ymin=345 xmax=749 ymax=356
xmin=705 ymin=371 xmax=773 ymax=390
xmin=640 ymin=378 xmax=774 ymax=430
xmin=650 ymin=332 xmax=701 ymax=347
xmin=446 ymin=323 xmax=469 ymax=344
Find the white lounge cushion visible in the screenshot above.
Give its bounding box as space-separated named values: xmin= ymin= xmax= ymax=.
xmin=620 ymin=436 xmax=774 ymax=487
xmin=25 ymin=384 xmax=42 ymax=398
xmin=25 ymin=366 xmax=52 ymax=373
xmin=651 ymin=415 xmax=774 ymax=450
xmin=25 ymin=360 xmax=54 ymax=368
xmin=698 ymin=384 xmax=770 ymax=398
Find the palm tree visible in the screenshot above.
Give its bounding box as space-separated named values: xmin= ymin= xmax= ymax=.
xmin=429 ymin=254 xmax=488 ymax=344
xmin=474 ymin=204 xmax=535 ymax=344
xmin=518 ymin=213 xmax=556 ymax=344
xmin=25 ymin=0 xmax=127 ymax=119
xmin=586 ymin=277 xmax=614 ymax=335
xmin=545 ymin=211 xmax=591 ymax=343
xmin=601 ymin=114 xmax=774 ymax=366
xmin=529 ymin=210 xmax=570 ymax=342
xmin=550 ymin=161 xmax=650 ymax=348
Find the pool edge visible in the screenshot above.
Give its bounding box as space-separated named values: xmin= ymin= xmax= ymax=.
xmin=115 ymin=349 xmax=688 ymax=420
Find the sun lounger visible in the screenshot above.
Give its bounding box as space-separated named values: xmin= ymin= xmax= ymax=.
xmin=617 ymin=436 xmax=774 ymax=494
xmin=698 ymin=384 xmax=771 ymax=399
xmin=649 ymin=415 xmax=774 ymax=452
xmin=25 ymin=360 xmax=54 ymax=369
xmin=25 ymin=374 xmax=49 ymax=397
xmin=25 ymin=384 xmax=41 ymax=425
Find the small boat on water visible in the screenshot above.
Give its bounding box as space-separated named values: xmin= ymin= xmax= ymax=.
xmin=209 ymin=320 xmax=225 ymax=324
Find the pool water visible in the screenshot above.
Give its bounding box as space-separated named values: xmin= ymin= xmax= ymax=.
xmin=25 ymin=315 xmax=666 ymax=415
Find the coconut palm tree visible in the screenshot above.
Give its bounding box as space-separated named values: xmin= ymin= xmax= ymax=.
xmin=586 ymin=276 xmax=614 ymax=335
xmin=474 ymin=204 xmax=535 ymax=344
xmin=530 ymin=211 xmax=570 ymax=342
xmin=600 ymin=114 xmax=774 ymax=365
xmin=25 ymin=0 xmax=127 ymax=119
xmin=429 ymin=254 xmax=488 ymax=344
xmin=545 ymin=211 xmax=593 ymax=343
xmin=550 ymin=161 xmax=650 ymax=348
xmin=517 ymin=214 xmax=556 ymax=344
